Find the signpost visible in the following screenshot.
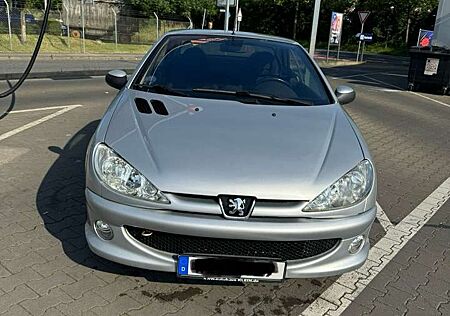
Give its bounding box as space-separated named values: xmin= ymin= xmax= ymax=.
xmin=358 ymin=33 xmax=373 ymax=61
xmin=236 ymin=8 xmax=242 ymax=31
xmin=233 ymin=0 xmax=240 ymax=32
xmin=326 ymin=12 xmax=344 ymax=62
xmin=217 ymin=0 xmax=236 ymax=31
xmin=356 ymin=11 xmax=370 ymax=62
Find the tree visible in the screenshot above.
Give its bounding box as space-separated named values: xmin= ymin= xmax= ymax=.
xmin=125 ymin=0 xmax=217 ymax=22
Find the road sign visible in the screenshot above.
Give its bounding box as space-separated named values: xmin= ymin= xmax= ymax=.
xmin=357 ymin=33 xmax=373 ymax=42
xmin=356 ymin=11 xmax=370 ymax=62
xmin=358 ymin=11 xmax=370 ymax=24
xmin=217 ymin=0 xmax=236 ymax=7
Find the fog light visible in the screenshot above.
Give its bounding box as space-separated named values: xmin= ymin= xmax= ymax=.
xmin=94 ymin=220 xmax=113 ymax=240
xmin=348 ymin=235 xmax=365 ymax=254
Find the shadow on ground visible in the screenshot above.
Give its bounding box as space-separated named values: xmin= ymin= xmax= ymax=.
xmin=0 ymin=81 xmax=16 ymax=120
xmin=36 ymin=120 xmax=241 ymax=285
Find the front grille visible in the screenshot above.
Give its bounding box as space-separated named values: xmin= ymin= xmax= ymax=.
xmin=125 ymin=226 xmax=340 ymax=261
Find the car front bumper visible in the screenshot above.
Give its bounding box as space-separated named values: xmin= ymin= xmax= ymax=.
xmin=85 ymin=189 xmax=376 ymax=278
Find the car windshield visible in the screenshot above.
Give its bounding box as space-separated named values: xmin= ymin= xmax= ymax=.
xmin=134 ymin=35 xmax=333 ymax=105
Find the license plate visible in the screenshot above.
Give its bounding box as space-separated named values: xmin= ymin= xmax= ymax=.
xmin=177 ymin=255 xmax=285 ymax=282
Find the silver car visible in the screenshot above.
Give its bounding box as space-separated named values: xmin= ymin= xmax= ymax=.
xmin=85 ymin=30 xmax=377 ymax=281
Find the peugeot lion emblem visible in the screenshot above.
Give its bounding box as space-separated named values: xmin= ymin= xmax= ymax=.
xmin=218 ymin=195 xmax=256 ymax=219
xmin=228 ymin=198 xmax=246 ymax=216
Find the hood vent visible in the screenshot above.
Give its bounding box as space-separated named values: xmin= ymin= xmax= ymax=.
xmin=150 ymin=100 xmax=169 ymax=116
xmin=135 ymin=98 xmax=152 ymax=114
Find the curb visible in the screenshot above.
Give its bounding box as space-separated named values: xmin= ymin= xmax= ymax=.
xmin=317 ymin=60 xmax=366 ymax=68
xmin=0 ymin=69 xmax=136 ymax=80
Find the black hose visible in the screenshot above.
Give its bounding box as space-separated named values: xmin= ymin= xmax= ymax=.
xmin=0 ymin=0 xmax=52 ymax=98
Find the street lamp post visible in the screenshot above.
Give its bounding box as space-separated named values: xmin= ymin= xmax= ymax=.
xmin=224 ymin=0 xmax=230 ymax=31
xmin=309 ymin=0 xmax=321 ymax=57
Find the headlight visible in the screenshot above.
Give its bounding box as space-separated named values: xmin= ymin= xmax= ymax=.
xmin=303 ymin=160 xmax=373 ymax=212
xmin=93 ymin=143 xmax=169 ymax=203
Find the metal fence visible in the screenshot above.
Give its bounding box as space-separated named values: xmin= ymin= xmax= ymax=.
xmin=0 ymin=4 xmax=190 ymax=54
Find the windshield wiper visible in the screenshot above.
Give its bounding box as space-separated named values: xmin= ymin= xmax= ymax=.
xmin=134 ymin=84 xmax=187 ymax=96
xmin=192 ymin=88 xmax=312 ymax=106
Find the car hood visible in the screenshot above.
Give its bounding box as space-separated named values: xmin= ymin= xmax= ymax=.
xmin=105 ymin=90 xmax=364 ymax=200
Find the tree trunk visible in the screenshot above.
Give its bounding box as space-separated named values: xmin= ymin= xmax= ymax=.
xmin=20 ymin=11 xmax=26 ymax=44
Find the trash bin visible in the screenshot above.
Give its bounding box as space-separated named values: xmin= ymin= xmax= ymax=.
xmin=408 ymin=47 xmax=450 ymax=95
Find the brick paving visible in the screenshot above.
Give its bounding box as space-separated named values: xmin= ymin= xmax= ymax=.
xmin=344 ymin=200 xmax=450 ymax=316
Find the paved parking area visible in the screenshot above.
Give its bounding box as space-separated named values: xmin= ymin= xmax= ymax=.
xmin=0 ymin=59 xmax=449 ymax=316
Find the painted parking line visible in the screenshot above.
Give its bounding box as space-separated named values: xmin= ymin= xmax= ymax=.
xmin=376 ymin=202 xmax=393 ymax=232
xmin=0 ymin=105 xmax=82 ymax=142
xmin=301 ymin=177 xmax=450 ymax=316
xmin=331 ymin=72 xmax=381 ymax=80
xmin=361 ymin=75 xmax=450 ymax=108
xmin=8 ymin=105 xmax=76 ymax=114
xmin=380 ymin=73 xmax=408 ymax=78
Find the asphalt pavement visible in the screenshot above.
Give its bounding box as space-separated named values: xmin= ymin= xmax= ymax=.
xmin=0 ymin=58 xmax=449 ymax=315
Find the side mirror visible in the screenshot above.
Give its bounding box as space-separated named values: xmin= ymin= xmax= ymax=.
xmin=335 ymin=85 xmax=356 ymax=105
xmin=105 ymin=70 xmax=128 ymax=90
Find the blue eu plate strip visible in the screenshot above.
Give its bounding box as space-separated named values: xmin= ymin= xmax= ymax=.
xmin=177 ymin=256 xmax=189 ymax=275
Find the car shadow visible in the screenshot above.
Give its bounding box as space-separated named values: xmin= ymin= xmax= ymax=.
xmin=0 ymin=81 xmax=16 ymax=120
xmin=36 ymin=120 xmax=239 ymax=286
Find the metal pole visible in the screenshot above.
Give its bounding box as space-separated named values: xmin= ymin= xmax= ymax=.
xmin=111 ymin=8 xmax=117 ymax=50
xmin=309 ymin=0 xmax=321 ymax=57
xmin=63 ymin=2 xmax=70 ymax=48
xmin=202 ymin=9 xmax=206 ymax=29
xmin=153 ymin=12 xmax=159 ymax=40
xmin=337 ymin=40 xmax=341 ymax=60
xmin=405 ymin=17 xmax=411 ymax=44
xmin=81 ymin=0 xmax=85 ymax=53
xmin=233 ymin=0 xmax=239 ymax=32
xmin=326 ymin=39 xmax=330 ymax=62
xmin=237 ymin=8 xmax=242 ymax=31
xmin=224 ymin=0 xmax=230 ymax=31
xmin=187 ymin=16 xmax=193 ymax=29
xmin=416 ymin=28 xmax=422 ymax=46
xmin=326 ymin=19 xmax=331 ymax=62
xmin=361 ymin=41 xmax=365 ymax=61
xmin=3 ymin=0 xmax=12 ymax=50
xmin=44 ymin=0 xmax=47 ymax=9
xmin=356 ymin=23 xmax=364 ymax=62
